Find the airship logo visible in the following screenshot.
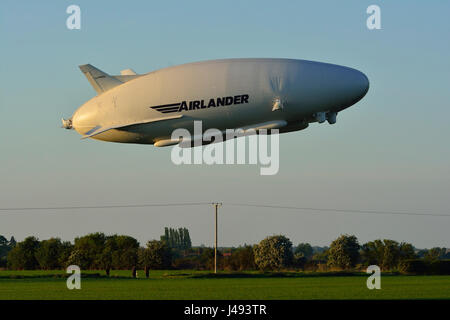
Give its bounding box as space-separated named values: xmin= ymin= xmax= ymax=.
xmin=150 ymin=94 xmax=250 ymax=113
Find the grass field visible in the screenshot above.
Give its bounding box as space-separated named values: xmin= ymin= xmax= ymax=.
xmin=0 ymin=270 xmax=449 ymax=299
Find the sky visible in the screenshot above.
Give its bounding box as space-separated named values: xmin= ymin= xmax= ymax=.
xmin=0 ymin=1 xmax=449 ymax=249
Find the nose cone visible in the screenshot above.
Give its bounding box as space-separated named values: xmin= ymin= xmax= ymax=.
xmin=294 ymin=61 xmax=369 ymax=113
xmin=71 ymin=101 xmax=98 ymax=136
xmin=336 ymin=67 xmax=369 ymax=110
xmin=349 ymin=69 xmax=369 ymax=104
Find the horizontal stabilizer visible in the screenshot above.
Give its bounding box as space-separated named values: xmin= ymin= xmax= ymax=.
xmin=120 ymin=69 xmax=137 ymax=75
xmin=81 ymin=115 xmax=183 ymax=139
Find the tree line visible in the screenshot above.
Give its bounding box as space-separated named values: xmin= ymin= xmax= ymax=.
xmin=1 ymin=231 xmax=449 ymax=276
xmin=247 ymin=234 xmax=449 ymax=274
xmin=160 ymin=227 xmax=192 ymax=250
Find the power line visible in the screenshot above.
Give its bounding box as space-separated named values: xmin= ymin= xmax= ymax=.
xmin=0 ymin=201 xmax=448 ymax=217
xmin=227 ymin=203 xmax=450 ymax=217
xmin=0 ymin=202 xmax=211 ymax=212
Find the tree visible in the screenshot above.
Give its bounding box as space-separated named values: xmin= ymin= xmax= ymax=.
xmin=110 ymin=235 xmax=139 ymax=269
xmin=139 ymin=240 xmax=172 ymax=277
xmin=161 ymin=227 xmax=192 ymax=250
xmin=182 ymin=228 xmax=192 ymax=249
xmin=7 ymin=236 xmax=40 ymax=270
xmin=381 ymin=239 xmax=400 ymax=270
xmin=0 ymin=235 xmax=7 ymax=247
xmin=295 ymin=243 xmax=313 ymax=259
xmin=253 ymin=235 xmax=293 ymax=271
xmin=293 ymin=253 xmax=307 ymax=269
xmin=312 ymin=250 xmax=329 ymax=264
xmin=425 ymin=247 xmax=447 ymax=261
xmin=361 ymin=239 xmax=416 ymax=271
xmin=327 ymin=235 xmax=360 ymax=270
xmin=35 ymin=238 xmax=66 ymax=269
xmin=0 ymin=235 xmax=11 ymax=267
xmin=97 ymin=235 xmax=139 ymax=275
xmin=66 ymin=249 xmax=90 ymax=269
xmin=72 ymin=233 xmax=106 ymax=269
xmin=361 ymin=240 xmax=384 ymax=266
xmin=99 ymin=239 xmax=115 ymax=276
xmin=58 ymin=241 xmax=74 ymax=268
xmin=9 ymin=236 xmax=17 ymax=248
xmin=399 ymin=242 xmax=416 ymax=261
xmin=138 ymin=248 xmax=150 ymax=278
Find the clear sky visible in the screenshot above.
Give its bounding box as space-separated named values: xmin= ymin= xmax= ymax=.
xmin=1 ymin=1 xmax=449 ymax=248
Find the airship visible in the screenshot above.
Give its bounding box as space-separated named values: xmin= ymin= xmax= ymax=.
xmin=62 ymin=58 xmax=369 ymax=147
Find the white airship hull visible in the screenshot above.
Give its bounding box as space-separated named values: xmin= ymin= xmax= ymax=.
xmin=67 ymin=58 xmax=369 ymax=145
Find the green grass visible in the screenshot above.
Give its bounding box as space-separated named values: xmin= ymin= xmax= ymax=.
xmin=0 ymin=270 xmax=449 ymax=299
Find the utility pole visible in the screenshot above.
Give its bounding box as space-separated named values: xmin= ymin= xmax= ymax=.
xmin=212 ymin=202 xmax=222 ymax=274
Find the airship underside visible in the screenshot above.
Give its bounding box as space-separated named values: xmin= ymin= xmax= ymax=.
xmin=63 ymin=58 xmax=369 ymax=146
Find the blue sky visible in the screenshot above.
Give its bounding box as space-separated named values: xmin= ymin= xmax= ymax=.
xmin=1 ymin=1 xmax=449 ymax=248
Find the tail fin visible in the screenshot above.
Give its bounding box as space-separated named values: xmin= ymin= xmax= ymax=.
xmin=79 ymin=64 xmax=122 ymax=94
xmin=79 ymin=64 xmax=140 ymax=94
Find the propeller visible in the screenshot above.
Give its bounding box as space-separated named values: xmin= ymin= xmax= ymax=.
xmin=61 ymin=118 xmax=73 ymax=129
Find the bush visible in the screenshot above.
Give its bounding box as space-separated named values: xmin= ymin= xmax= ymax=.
xmin=172 ymin=257 xmax=197 ymax=270
xmin=429 ymin=260 xmax=450 ymax=275
xmin=399 ymin=259 xmax=450 ymax=275
xmin=222 ymin=246 xmax=256 ymax=271
xmin=399 ymin=259 xmax=428 ymax=274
